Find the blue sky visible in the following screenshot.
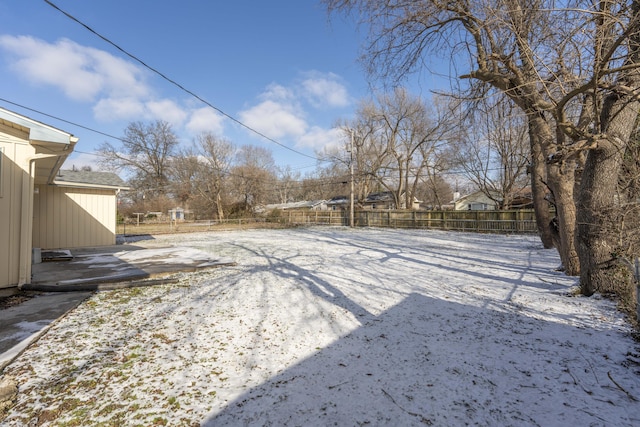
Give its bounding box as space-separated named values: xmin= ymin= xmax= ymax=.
xmin=0 ymin=1 xmax=445 ymax=175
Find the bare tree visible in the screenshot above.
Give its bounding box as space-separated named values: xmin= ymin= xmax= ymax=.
xmin=330 ymin=106 xmax=389 ymax=205
xmin=275 ymin=166 xmax=303 ymax=203
xmin=170 ymin=150 xmax=201 ymax=210
xmin=228 ymin=145 xmax=278 ymax=215
xmin=335 ymin=89 xmax=454 ymax=209
xmin=414 ymin=173 xmax=453 ymax=210
xmin=99 ymin=120 xmax=179 ymax=199
xmin=301 ymin=162 xmax=350 ymax=201
xmin=198 ymin=134 xmax=235 ymax=220
xmin=169 ymin=133 xmax=236 ymax=220
xmin=452 ymin=96 xmax=530 ymax=209
xmin=403 ymin=96 xmax=457 ymax=209
xmin=325 ymin=0 xmax=640 ymax=296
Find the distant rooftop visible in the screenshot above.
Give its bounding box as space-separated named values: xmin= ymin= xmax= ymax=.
xmin=53 ymin=169 xmax=129 ymax=190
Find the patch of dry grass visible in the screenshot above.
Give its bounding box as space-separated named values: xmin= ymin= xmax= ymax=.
xmin=116 ymin=219 xmax=291 ymax=236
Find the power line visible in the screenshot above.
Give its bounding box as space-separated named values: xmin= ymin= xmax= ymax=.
xmin=0 ymin=96 xmax=518 ymax=184
xmin=43 ymin=0 xmax=323 ymax=162
xmin=0 ymin=97 xmax=323 ymax=174
xmin=0 ymin=97 xmax=123 ymax=144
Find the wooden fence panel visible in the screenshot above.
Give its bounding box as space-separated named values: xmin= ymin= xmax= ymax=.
xmin=283 ymin=209 xmax=539 ymax=234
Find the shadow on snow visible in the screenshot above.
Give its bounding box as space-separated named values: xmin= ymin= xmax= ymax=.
xmin=203 ymin=292 xmax=640 ymax=426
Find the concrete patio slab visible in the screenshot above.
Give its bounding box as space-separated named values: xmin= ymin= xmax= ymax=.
xmin=24 ymin=242 xmax=236 ymax=292
xmin=0 ymin=239 xmax=236 ymax=372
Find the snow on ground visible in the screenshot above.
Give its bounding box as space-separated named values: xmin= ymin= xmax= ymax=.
xmin=2 ymin=227 xmax=639 ymax=426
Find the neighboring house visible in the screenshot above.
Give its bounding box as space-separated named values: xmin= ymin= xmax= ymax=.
xmin=504 ymin=188 xmax=534 ymax=209
xmin=452 ymin=189 xmax=535 ymax=210
xmin=0 ymin=108 xmax=127 ymax=289
xmin=326 ymin=195 xmax=349 ymax=211
xmin=263 ymin=200 xmax=327 ymax=212
xmin=327 ymin=192 xmax=422 ymax=211
xmin=452 ymin=191 xmax=500 ymax=211
xmin=362 ymin=191 xmax=422 ymax=210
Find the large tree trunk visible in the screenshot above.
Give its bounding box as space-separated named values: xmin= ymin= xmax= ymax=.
xmin=576 ymin=141 xmax=627 ymax=295
xmin=577 ymin=104 xmax=638 ymax=295
xmin=527 ymin=116 xmax=554 ymax=249
xmin=528 ymin=114 xmax=580 ymax=276
xmin=519 ymin=113 xmax=580 ymax=276
xmin=216 ymin=191 xmax=225 ymax=221
xmin=547 ymin=163 xmax=580 ymax=275
xmin=576 ymin=0 xmax=640 ymax=295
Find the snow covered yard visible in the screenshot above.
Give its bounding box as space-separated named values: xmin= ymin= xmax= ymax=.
xmin=2 ymin=227 xmax=639 ymax=426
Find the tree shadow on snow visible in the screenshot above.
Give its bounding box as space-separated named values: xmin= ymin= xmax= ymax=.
xmin=202 ymin=293 xmax=640 ymax=426
xmin=301 ymin=228 xmax=569 ymax=293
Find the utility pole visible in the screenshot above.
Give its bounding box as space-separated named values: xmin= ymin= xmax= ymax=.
xmin=350 ymin=129 xmax=355 ymax=228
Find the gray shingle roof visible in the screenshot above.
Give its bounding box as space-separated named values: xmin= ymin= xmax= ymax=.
xmin=54 ymin=169 xmax=129 ymax=189
xmin=365 ymin=191 xmax=394 ymax=202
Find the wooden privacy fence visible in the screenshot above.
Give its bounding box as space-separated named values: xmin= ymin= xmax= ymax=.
xmin=281 ymin=209 xmax=539 ymax=234
xmin=117 ymin=218 xmax=267 ymax=235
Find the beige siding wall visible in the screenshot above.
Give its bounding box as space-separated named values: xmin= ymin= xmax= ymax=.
xmin=33 ymin=186 xmax=117 ymax=249
xmin=0 ymin=129 xmax=32 ymax=288
xmin=454 ymin=193 xmax=499 ymax=211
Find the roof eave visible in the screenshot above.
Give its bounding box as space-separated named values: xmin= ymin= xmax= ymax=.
xmin=51 ymin=180 xmax=130 ymax=191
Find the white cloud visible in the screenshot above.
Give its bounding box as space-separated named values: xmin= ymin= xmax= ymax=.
xmin=300 ymin=72 xmax=350 ymax=108
xmin=146 ymin=99 xmax=187 ymax=125
xmin=0 ymin=35 xmax=355 ymax=156
xmin=0 ymin=35 xmax=197 ymax=129
xmin=239 ymin=99 xmax=307 ymax=140
xmin=297 ymin=126 xmax=343 ymax=151
xmin=237 ymin=72 xmax=353 ymax=154
xmin=94 ymin=97 xmax=189 ymax=127
xmin=93 ymin=97 xmax=146 ymax=121
xmin=185 ymin=107 xmax=225 ymax=135
xmin=0 ymin=35 xmax=148 ymax=102
xmin=260 ymin=83 xmax=295 ymax=102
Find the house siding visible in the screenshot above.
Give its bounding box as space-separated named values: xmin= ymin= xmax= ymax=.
xmin=33 ymin=185 xmax=117 ymax=249
xmin=1 ymin=108 xmax=123 ymax=288
xmin=454 ymin=192 xmax=499 ymax=211
xmin=0 ymin=129 xmax=32 ymax=288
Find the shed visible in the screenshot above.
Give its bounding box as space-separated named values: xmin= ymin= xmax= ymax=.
xmin=169 ymin=207 xmax=185 ymax=221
